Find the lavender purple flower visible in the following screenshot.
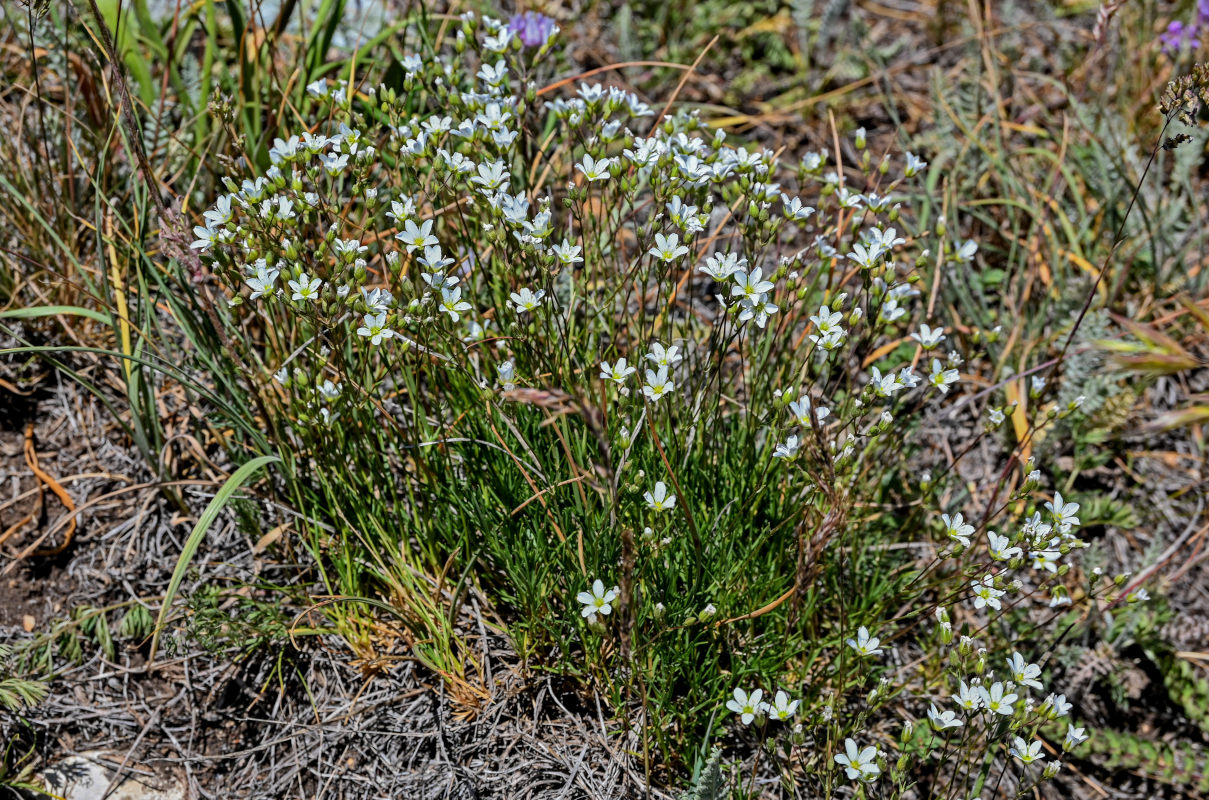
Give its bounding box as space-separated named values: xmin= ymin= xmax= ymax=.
xmin=508 ymin=11 xmax=557 ymax=49
xmin=1159 ymin=1 xmax=1209 ymax=55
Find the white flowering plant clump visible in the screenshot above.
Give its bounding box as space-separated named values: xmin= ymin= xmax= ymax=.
xmin=189 ymin=10 xmax=1119 ymax=794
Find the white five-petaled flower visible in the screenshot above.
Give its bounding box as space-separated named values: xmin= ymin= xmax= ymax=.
xmin=550 ymin=239 xmax=583 ymax=265
xmin=1009 ymin=736 xmax=1045 ymax=765
xmin=846 ymin=625 xmax=883 ymax=657
xmin=1045 ymin=492 xmax=1080 ymax=530
xmin=955 ymin=681 xmax=982 ymax=711
xmin=700 ymin=252 xmax=746 ymax=281
xmin=645 ymin=342 xmax=683 ymax=367
xmin=439 ymin=287 xmax=473 ymax=322
xmin=767 ymin=690 xmax=799 ymax=721
xmin=789 ymin=394 xmax=831 ymax=428
xmin=834 ymin=738 xmax=880 ymax=783
xmin=600 ymin=358 xmax=637 ymax=384
xmin=649 ymin=232 xmax=690 ymax=262
xmin=396 ymin=219 xmax=439 ymax=253
xmin=1006 ymin=652 xmax=1044 ymax=691
xmin=773 ymin=435 xmax=800 ymax=460
xmin=191 ymin=225 xmax=217 ymax=250
xmin=928 ymin=703 xmax=963 ymax=730
xmin=941 ymin=512 xmax=974 ymax=547
xmin=576 ymin=579 xmax=618 ymax=619
xmin=731 ymin=268 xmax=775 ymax=303
xmin=971 ymin=575 xmax=1005 ymax=610
xmin=288 ymin=272 xmax=322 ymax=302
xmin=576 ymin=153 xmax=614 ymax=181
xmin=979 ymin=682 xmax=1017 ymax=716
xmin=987 ymin=530 xmax=1022 ymax=561
xmin=911 ymin=323 xmax=946 ymax=350
xmin=643 ymin=366 xmax=674 ymax=402
xmin=644 ymin=481 xmax=676 ymax=513
xmin=509 ymin=287 xmax=546 ymax=313
xmin=245 ymin=265 xmax=279 ymax=300
xmin=356 ymin=312 xmax=395 ymax=345
xmin=929 ymin=358 xmax=960 ymax=394
xmin=726 ymin=688 xmax=765 ymax=726
xmin=738 ymin=294 xmax=778 ymax=328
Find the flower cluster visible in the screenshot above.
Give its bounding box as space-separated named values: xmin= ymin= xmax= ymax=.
xmin=1160 ymin=1 xmax=1209 ymax=54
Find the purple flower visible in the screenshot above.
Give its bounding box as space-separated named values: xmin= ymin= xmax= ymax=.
xmin=508 ymin=11 xmax=557 ymax=48
xmin=1160 ymin=20 xmax=1201 ymax=54
xmin=1200 ymin=0 xmax=1209 ymax=27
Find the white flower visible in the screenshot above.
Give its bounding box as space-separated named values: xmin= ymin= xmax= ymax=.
xmin=731 ymin=268 xmax=775 ymax=303
xmin=600 ymin=358 xmax=637 ymax=384
xmin=439 ymin=287 xmax=473 ymax=322
xmin=190 ymin=225 xmax=217 ymax=250
xmin=288 ymin=272 xmax=322 ymax=302
xmin=318 ymin=379 xmax=340 ymax=401
xmin=928 ymin=704 xmax=963 ymax=730
xmin=496 ymin=360 xmax=517 ymax=392
xmin=834 ymin=738 xmax=880 ymax=783
xmin=971 ymin=575 xmax=1005 ymax=610
xmin=911 ymin=323 xmax=946 ymax=350
xmin=1009 ymin=737 xmax=1045 ymax=765
xmin=1045 ymin=492 xmax=1080 ymax=530
xmin=904 ymin=152 xmax=928 ymax=177
xmin=941 ymin=512 xmax=974 ymax=547
xmin=928 ymin=358 xmax=960 ymax=394
xmin=204 ymin=195 xmax=233 ymax=227
xmin=550 ymin=239 xmax=583 ymax=265
xmin=726 ymin=688 xmax=765 ymax=726
xmin=846 ymin=243 xmax=882 ymax=270
xmin=767 ymin=690 xmax=799 ymax=721
xmin=396 ymin=219 xmax=439 ymax=253
xmin=649 ymin=232 xmax=690 ymax=262
xmin=987 ymin=531 xmax=1022 ymax=561
xmin=356 ymin=312 xmax=395 ymax=345
xmin=1006 ymin=652 xmax=1044 ymax=692
xmin=645 ymin=342 xmax=683 ymax=367
xmin=809 ymin=304 xmax=843 ymax=333
xmin=576 ymin=153 xmax=614 ymax=181
xmin=700 ymin=252 xmax=746 ymax=281
xmin=773 ymin=435 xmax=801 ymax=460
xmin=1044 ymin=693 xmax=1072 ymax=718
xmin=1063 ymin=724 xmax=1088 ymax=750
xmin=955 ymin=681 xmax=982 ymax=711
xmin=509 ymin=287 xmax=546 ymax=313
xmin=643 ymin=366 xmax=674 ymax=402
xmin=738 ymin=294 xmax=778 ymax=328
xmin=846 ymin=626 xmax=883 ymax=657
xmin=1032 ymin=549 xmax=1060 ymax=573
xmin=576 ymin=579 xmax=619 ymax=619
xmin=954 ymin=239 xmax=978 ymax=262
xmin=1126 ymin=587 xmax=1150 ymax=603
xmin=781 ymin=194 xmax=814 ymax=221
xmin=978 ymin=682 xmax=1017 ymax=716
xmin=789 ymin=394 xmax=830 ymax=428
xmin=644 ymin=481 xmax=676 ymax=513
xmin=245 ymin=265 xmax=279 ymax=300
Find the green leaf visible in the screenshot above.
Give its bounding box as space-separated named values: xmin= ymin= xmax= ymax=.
xmin=0 ymin=305 xmax=111 ymax=325
xmin=150 ymin=454 xmax=280 ymax=661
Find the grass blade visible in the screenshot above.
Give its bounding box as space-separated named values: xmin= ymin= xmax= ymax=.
xmin=150 ymin=454 xmax=281 ymax=661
